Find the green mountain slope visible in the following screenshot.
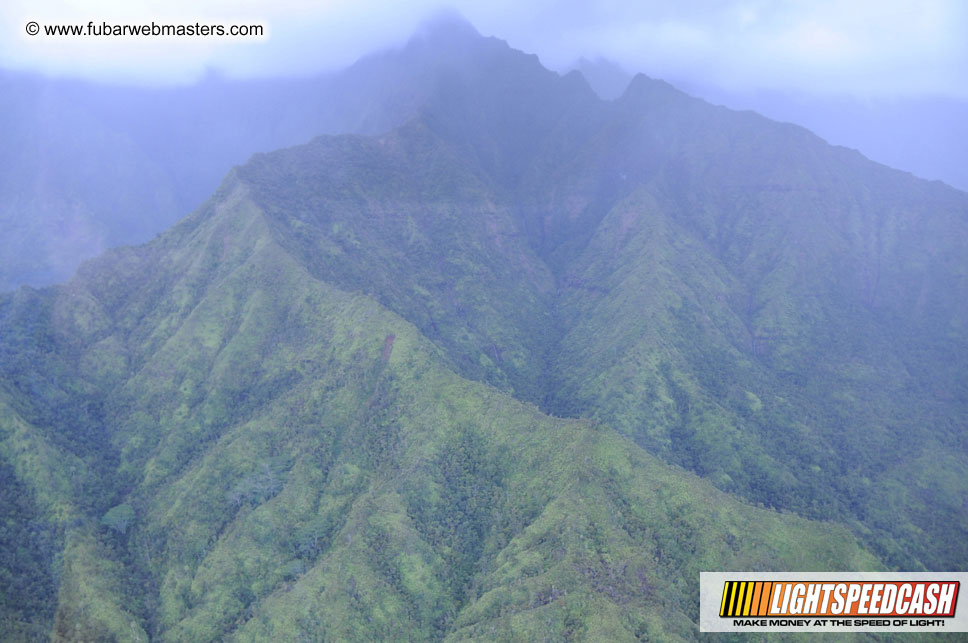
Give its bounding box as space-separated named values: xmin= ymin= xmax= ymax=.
xmin=1 ymin=22 xmax=966 ymax=641
xmin=549 ymin=77 xmax=968 ymax=569
xmin=0 ymin=168 xmax=880 ymax=640
xmin=232 ymin=64 xmax=968 ymax=571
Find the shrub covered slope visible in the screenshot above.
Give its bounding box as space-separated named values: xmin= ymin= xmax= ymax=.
xmin=1 ymin=22 xmax=966 ymax=641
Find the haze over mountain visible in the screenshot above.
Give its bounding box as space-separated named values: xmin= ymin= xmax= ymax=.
xmin=568 ymin=59 xmax=968 ymax=194
xmin=669 ymin=81 xmax=968 ymax=195
xmin=1 ymin=18 xmax=966 ymax=641
xmin=0 ymin=16 xmax=499 ymax=291
xmin=4 ymin=9 xmax=967 ymax=293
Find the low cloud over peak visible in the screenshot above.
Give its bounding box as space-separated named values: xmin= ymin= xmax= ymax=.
xmin=2 ymin=1 xmax=965 ymax=100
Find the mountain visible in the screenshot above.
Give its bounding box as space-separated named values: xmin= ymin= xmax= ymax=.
xmin=669 ymin=81 xmax=968 ymax=194
xmin=0 ymin=15 xmax=510 ymax=292
xmin=1 ymin=19 xmax=966 ymax=640
xmin=570 ymin=57 xmax=634 ymax=100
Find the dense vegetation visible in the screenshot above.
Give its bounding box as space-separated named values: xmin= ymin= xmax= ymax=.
xmin=1 ymin=19 xmax=966 ymax=641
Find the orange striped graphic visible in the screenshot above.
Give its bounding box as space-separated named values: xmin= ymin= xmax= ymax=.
xmin=721 ymin=581 xmax=775 ymax=616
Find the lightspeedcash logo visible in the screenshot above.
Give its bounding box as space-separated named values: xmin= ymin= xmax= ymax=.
xmin=700 ymin=572 xmax=966 ymax=632
xmin=719 ymin=580 xmax=957 ymax=617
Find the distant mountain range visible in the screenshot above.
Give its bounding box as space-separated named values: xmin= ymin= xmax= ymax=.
xmin=0 ymin=17 xmax=499 ymax=291
xmin=1 ymin=17 xmax=965 ymax=640
xmin=568 ymin=58 xmax=968 ymax=197
xmin=4 ymin=17 xmax=966 ymax=293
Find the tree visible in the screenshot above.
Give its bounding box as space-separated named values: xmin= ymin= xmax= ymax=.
xmin=101 ymin=504 xmax=135 ymax=535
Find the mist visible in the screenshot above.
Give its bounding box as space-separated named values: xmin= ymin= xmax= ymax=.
xmin=4 ymin=1 xmax=965 ymax=189
xmin=4 ymin=2 xmax=965 ymax=95
xmin=2 ymin=2 xmax=967 ymax=290
xmin=2 ymin=3 xmax=968 ymax=639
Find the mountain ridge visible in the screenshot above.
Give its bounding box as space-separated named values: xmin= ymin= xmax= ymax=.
xmin=1 ymin=20 xmax=966 ymax=640
xmin=0 ymin=154 xmax=884 ymax=639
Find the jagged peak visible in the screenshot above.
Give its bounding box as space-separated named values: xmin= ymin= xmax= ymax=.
xmin=571 ymin=57 xmax=633 ymax=100
xmin=618 ymin=72 xmax=689 ymax=106
xmin=561 ymin=68 xmax=593 ymax=91
xmin=409 ymin=9 xmax=482 ymax=46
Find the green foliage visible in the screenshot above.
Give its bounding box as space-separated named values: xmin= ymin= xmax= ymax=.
xmin=0 ymin=28 xmax=966 ymax=641
xmin=0 ymin=454 xmax=58 ymax=640
xmin=101 ymin=504 xmax=135 ymax=535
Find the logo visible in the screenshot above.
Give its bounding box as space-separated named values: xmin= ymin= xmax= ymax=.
xmin=701 ymin=573 xmax=967 ymax=632
xmin=719 ymin=580 xmax=958 ymax=617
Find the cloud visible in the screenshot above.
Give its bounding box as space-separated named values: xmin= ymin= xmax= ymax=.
xmin=491 ymin=0 xmax=968 ymax=98
xmin=3 ymin=0 xmax=966 ymax=98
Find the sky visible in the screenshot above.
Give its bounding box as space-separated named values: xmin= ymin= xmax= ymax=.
xmin=4 ymin=0 xmax=967 ymax=100
xmin=3 ymin=1 xmax=967 ymax=191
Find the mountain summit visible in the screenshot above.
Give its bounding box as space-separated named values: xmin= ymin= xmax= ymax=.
xmin=1 ymin=22 xmax=966 ymax=641
xmin=0 ymin=15 xmax=518 ymax=292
